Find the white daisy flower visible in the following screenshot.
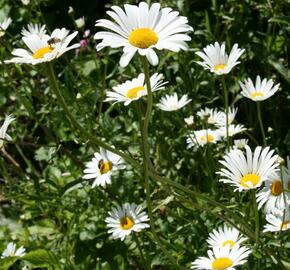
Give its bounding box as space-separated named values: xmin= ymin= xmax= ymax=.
xmin=195 ymin=42 xmax=245 ymax=75
xmin=94 ymin=2 xmax=193 ymax=67
xmin=239 ymin=76 xmax=280 ymax=102
xmin=197 ymin=107 xmax=224 ymax=126
xmin=217 ymin=145 xmax=279 ymax=191
xmin=21 ymin=23 xmax=47 ymax=38
xmin=0 ymin=17 xmax=12 ymax=36
xmin=191 ymin=245 xmax=251 ymax=270
xmin=83 ymin=147 xmax=125 ymax=188
xmin=233 ymin=139 xmax=248 ymax=150
xmin=0 ymin=115 xmax=15 ymax=149
xmin=5 ymin=28 xmax=79 ymax=65
xmin=157 ymin=93 xmax=191 ymax=111
xmin=184 ymin=115 xmax=194 ymax=126
xmin=263 ymin=209 xmax=290 ymax=232
xmin=256 ymin=169 xmax=290 ymax=214
xmin=218 ymin=124 xmax=246 ymax=138
xmin=1 ymin=242 xmax=26 ymax=258
xmin=187 ymin=129 xmax=220 ymax=148
xmin=105 ymin=73 xmax=166 ymax=106
xmin=207 ymin=224 xmax=248 ymax=249
xmin=105 ymin=203 xmax=150 ymax=240
xmin=216 ymin=107 xmax=238 ymax=127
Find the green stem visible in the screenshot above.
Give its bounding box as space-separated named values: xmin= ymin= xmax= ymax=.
xmin=257 ymin=102 xmax=266 ymax=146
xmin=45 ymin=62 xmax=138 ymax=167
xmin=133 ymin=232 xmax=149 ymax=270
xmin=221 ymin=76 xmax=229 ymax=149
xmin=141 ymin=57 xmax=183 ymax=270
xmin=251 ymin=190 xmax=260 ymax=244
xmin=150 ymin=172 xmax=256 ymax=239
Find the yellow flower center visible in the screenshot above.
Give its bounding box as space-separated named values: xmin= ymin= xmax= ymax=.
xmin=33 ymin=46 xmax=53 ymax=59
xmin=281 ymin=220 xmax=290 ymax=230
xmin=200 ymin=134 xmax=214 ymax=143
xmin=270 ymin=180 xmax=282 ymax=196
xmin=98 ymin=160 xmax=113 ymax=174
xmin=120 ymin=216 xmax=135 ymax=230
xmin=212 ymin=257 xmax=233 ymax=270
xmin=222 ymin=240 xmax=235 ymax=248
xmin=129 ymin=28 xmax=158 ymax=49
xmin=214 ymin=64 xmax=226 ymax=72
xmin=126 ymin=86 xmax=145 ymax=99
xmin=250 ymin=91 xmax=264 ymax=99
xmin=240 ymin=173 xmax=260 ymax=188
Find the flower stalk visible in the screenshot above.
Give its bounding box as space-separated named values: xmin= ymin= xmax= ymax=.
xmin=221 ymin=76 xmax=229 ymax=149
xmin=257 ymin=102 xmax=266 ymax=146
xmin=141 ymin=57 xmax=184 ymax=270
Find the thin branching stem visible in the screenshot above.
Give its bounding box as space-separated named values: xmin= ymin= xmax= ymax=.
xmin=141 ymin=57 xmax=184 ymax=270
xmin=46 ymin=62 xmax=138 ymax=167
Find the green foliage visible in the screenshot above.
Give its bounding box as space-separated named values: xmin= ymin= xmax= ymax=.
xmin=0 ymin=0 xmax=290 ymax=269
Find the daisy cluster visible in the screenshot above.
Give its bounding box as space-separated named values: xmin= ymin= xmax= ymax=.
xmin=186 ymin=106 xmax=247 ymax=149
xmin=193 ymin=25 xmax=288 ymax=237
xmin=218 ymin=146 xmax=290 ymax=233
xmin=192 ymin=224 xmax=251 ymax=270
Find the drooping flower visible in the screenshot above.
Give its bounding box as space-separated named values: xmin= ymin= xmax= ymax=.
xmin=21 ymin=0 xmax=30 ymax=5
xmin=0 ymin=18 xmax=12 ymax=37
xmin=217 ymin=146 xmax=279 ymax=191
xmin=75 ymin=17 xmax=85 ymax=29
xmin=239 ymin=76 xmax=280 ymax=102
xmin=1 ymin=242 xmax=26 ymax=258
xmin=233 ymin=139 xmax=248 ymax=150
xmin=218 ymin=124 xmax=246 ymax=138
xmin=184 ymin=115 xmax=194 ymax=126
xmin=0 ymin=115 xmax=15 ymax=149
xmin=191 ymin=245 xmax=251 ymax=270
xmin=21 ymin=23 xmax=47 ymax=38
xmin=83 ymin=148 xmax=125 ymax=187
xmin=197 ymin=107 xmax=225 ymax=126
xmin=195 ymin=42 xmax=245 ymax=75
xmin=256 ymin=169 xmax=290 ymax=214
xmin=216 ymin=107 xmax=238 ymax=127
xmin=263 ymin=209 xmax=290 ymax=232
xmin=157 ymin=93 xmax=191 ymax=111
xmin=187 ymin=129 xmax=220 ymax=148
xmin=207 ymin=224 xmax=248 ymax=249
xmin=5 ymin=28 xmax=79 ymax=65
xmin=94 ymin=2 xmax=193 ymax=67
xmin=105 ymin=203 xmax=149 ymax=240
xmin=105 ymin=73 xmax=166 ymax=105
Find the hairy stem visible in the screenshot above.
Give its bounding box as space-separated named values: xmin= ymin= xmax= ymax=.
xmin=221 ymin=76 xmax=229 ymax=149
xmin=257 ymin=102 xmax=266 ymax=146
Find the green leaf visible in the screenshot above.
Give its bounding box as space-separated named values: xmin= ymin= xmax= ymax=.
xmin=269 ymin=16 xmax=290 ymax=25
xmin=22 ymin=249 xmax=60 ymax=269
xmin=0 ymin=257 xmax=19 ymax=270
xmin=268 ymin=58 xmax=290 ymax=83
